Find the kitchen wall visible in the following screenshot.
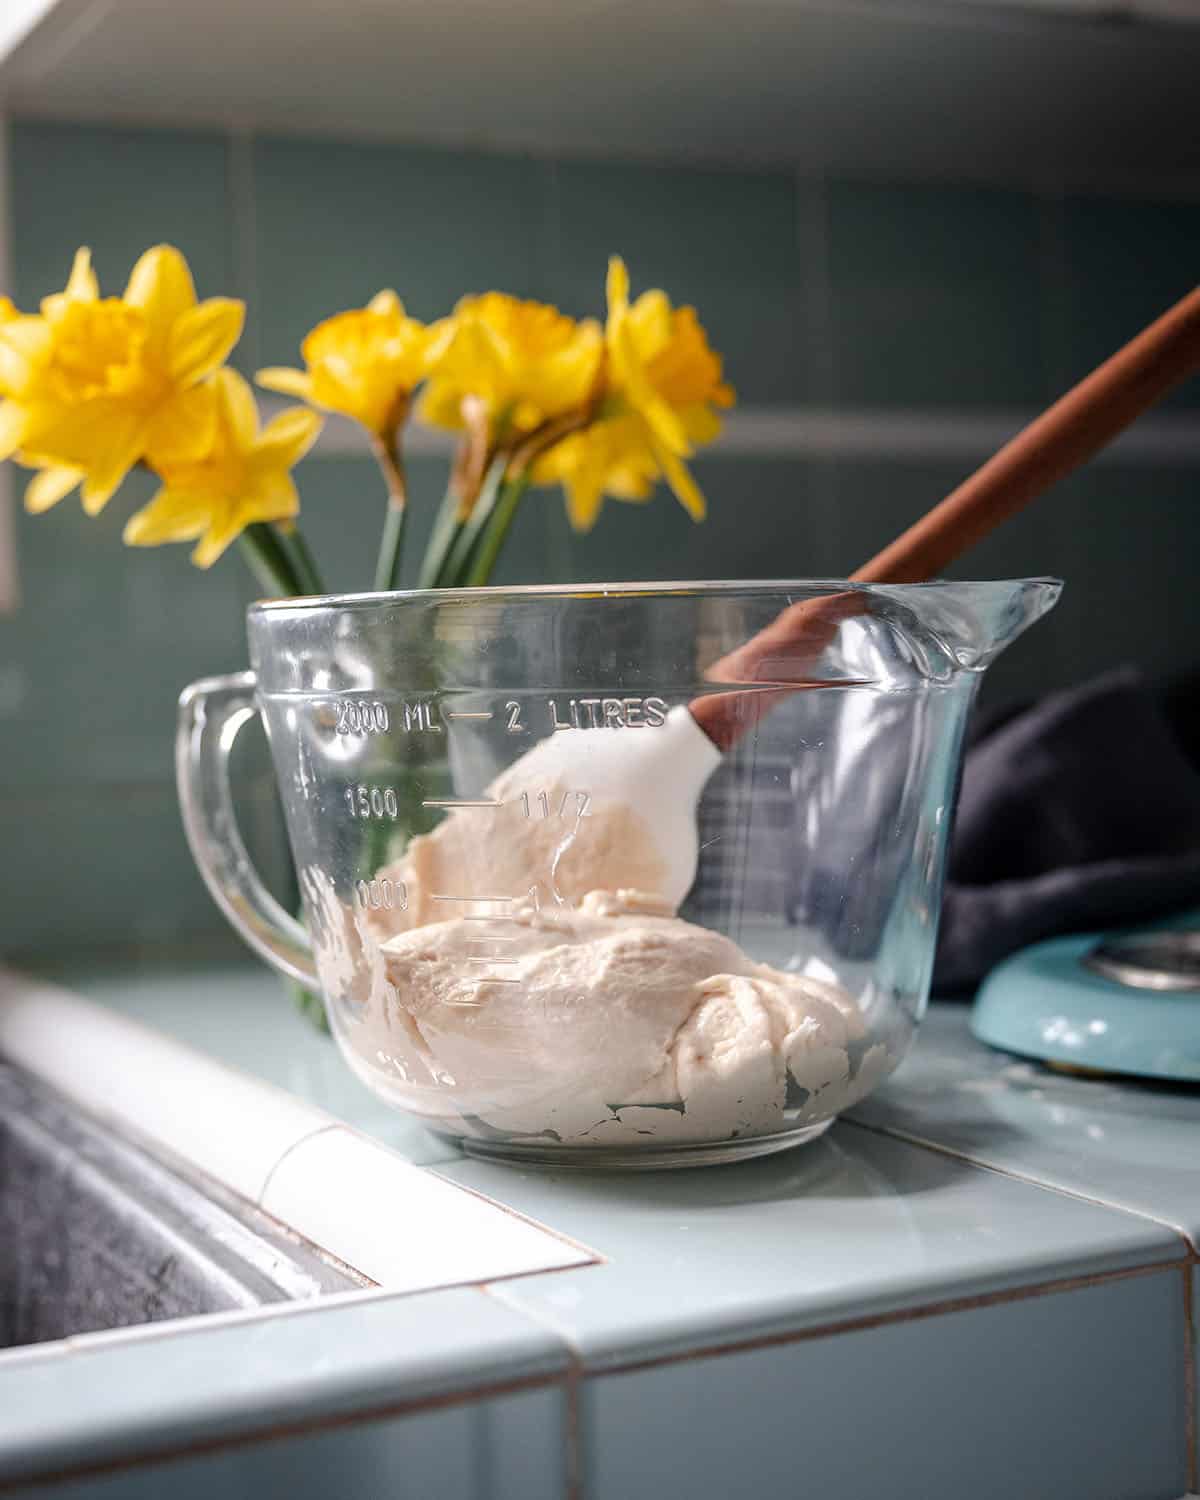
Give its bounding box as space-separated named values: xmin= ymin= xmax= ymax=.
xmin=2 ymin=118 xmax=1198 ymax=957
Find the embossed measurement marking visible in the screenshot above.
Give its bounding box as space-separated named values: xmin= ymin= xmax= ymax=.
xmin=429 ymin=893 xmax=525 ymax=984
xmin=520 ymin=789 xmax=590 ymax=820
xmin=421 ymin=797 xmax=503 ymax=810
xmin=318 ymin=695 xmax=679 ymax=738
xmin=431 ymin=894 xmax=513 ymax=904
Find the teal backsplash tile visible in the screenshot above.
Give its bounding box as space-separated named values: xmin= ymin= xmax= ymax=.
xmin=1061 ymin=192 xmax=1200 ymax=409
xmin=1048 ymin=463 xmax=1200 ymax=694
xmin=826 ymin=180 xmax=1046 ymax=408
xmin=542 ymin=456 xmax=835 ymax=585
xmin=9 ymin=120 xmax=231 ymax=309
xmin=585 ymin=1270 xmax=1188 ymax=1500
xmin=2 ymin=469 xmax=253 ymax=789
xmin=549 ymin=159 xmax=804 ymax=404
xmin=0 ymin=776 xmax=288 ymax=955
xmin=252 ymin=135 xmax=543 ymax=366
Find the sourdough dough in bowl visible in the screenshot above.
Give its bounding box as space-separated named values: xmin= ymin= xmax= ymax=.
xmin=309 ymin=749 xmax=888 ymax=1146
xmin=372 ymin=888 xmax=888 ymax=1143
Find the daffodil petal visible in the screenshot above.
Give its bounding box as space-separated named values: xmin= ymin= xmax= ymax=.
xmin=167 ymin=298 xmax=245 ymax=385
xmin=67 ymin=248 xmax=98 ymax=302
xmin=124 ymin=246 xmax=197 ymax=358
xmin=256 ymin=367 xmax=315 ymax=401
xmin=77 ymin=410 xmax=146 ymax=515
xmin=629 ymin=290 xmax=673 ymax=358
xmin=144 ymin=381 xmax=218 ymax=466
xmin=0 ymin=318 xmax=52 ymax=396
xmin=41 ymin=249 xmax=101 ymax=324
xmin=651 ymin=439 xmax=706 ymax=523
xmin=0 ymin=399 xmax=28 ymax=460
xmin=681 ymin=403 xmax=722 ymax=446
xmin=23 ymin=464 xmax=82 ymax=514
xmin=243 ymin=471 xmax=300 ymax=525
xmin=422 ymin=316 xmax=458 ymax=367
xmin=191 ymin=518 xmax=245 ymax=569
xmin=367 ymin=289 xmax=403 ymax=317
xmin=615 ymin=323 xmax=690 ymax=455
xmin=124 ymin=487 xmax=213 ymax=546
xmin=606 ymin=257 xmax=630 ymax=319
xmin=256 ymin=406 xmax=322 ymax=468
xmin=416 ymin=382 xmax=467 ymax=432
xmin=214 ymin=367 xmax=259 ymax=450
xmin=564 ymin=471 xmax=605 ymax=533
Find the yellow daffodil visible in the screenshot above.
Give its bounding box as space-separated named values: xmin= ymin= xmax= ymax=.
xmin=533 ymin=416 xmax=659 ymax=532
xmin=0 ymin=246 xmax=244 ymax=515
xmin=124 ymin=367 xmax=321 ymax=568
xmin=535 ymin=258 xmax=734 ymax=531
xmin=420 ymin=293 xmax=603 ymax=445
xmin=257 ymin=291 xmax=439 ymax=436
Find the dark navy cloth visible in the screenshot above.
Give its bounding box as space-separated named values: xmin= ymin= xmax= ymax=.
xmin=934 ymin=668 xmax=1200 ymax=993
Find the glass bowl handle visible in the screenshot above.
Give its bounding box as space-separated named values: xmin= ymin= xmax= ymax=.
xmin=176 ymin=670 xmax=318 ymax=989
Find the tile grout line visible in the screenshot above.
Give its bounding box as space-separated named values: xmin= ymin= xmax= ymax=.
xmin=482 ymin=1281 xmax=587 ymax=1500
xmin=586 ymin=1258 xmax=1180 ymax=1381
xmin=841 ymin=1115 xmax=1200 ymax=1258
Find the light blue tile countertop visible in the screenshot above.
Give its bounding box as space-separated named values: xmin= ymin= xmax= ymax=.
xmin=2 ymin=957 xmax=1197 ymax=1500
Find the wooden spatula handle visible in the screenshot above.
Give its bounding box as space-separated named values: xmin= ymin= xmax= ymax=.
xmin=854 ymin=283 xmax=1200 ymax=584
xmin=690 ymin=282 xmax=1200 ymax=750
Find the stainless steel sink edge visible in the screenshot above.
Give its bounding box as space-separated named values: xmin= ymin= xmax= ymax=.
xmin=0 ymin=1060 xmax=366 ymax=1354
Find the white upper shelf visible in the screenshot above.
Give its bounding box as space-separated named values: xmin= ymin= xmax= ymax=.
xmin=1 ymin=0 xmax=1198 ymax=184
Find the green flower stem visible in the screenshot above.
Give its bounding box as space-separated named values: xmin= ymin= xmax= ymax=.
xmin=281 ymin=525 xmax=326 ymax=596
xmin=239 ymin=523 xmax=303 ymax=597
xmin=374 ymin=502 xmax=406 ymax=593
xmin=463 ymin=469 xmax=531 ymax=585
xmin=438 ymin=458 xmax=507 ymax=586
xmin=371 ymin=429 xmax=409 ymax=592
xmin=417 ymin=483 xmax=463 ymax=590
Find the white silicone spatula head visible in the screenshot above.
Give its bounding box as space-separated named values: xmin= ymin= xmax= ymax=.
xmin=492 ymin=706 xmax=723 ymax=908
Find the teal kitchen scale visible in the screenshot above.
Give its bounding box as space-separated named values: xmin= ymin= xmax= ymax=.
xmin=972 ymin=925 xmax=1200 ymax=1083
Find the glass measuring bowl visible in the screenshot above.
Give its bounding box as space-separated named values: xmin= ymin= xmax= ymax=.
xmin=178 ymin=579 xmax=1059 ymax=1168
